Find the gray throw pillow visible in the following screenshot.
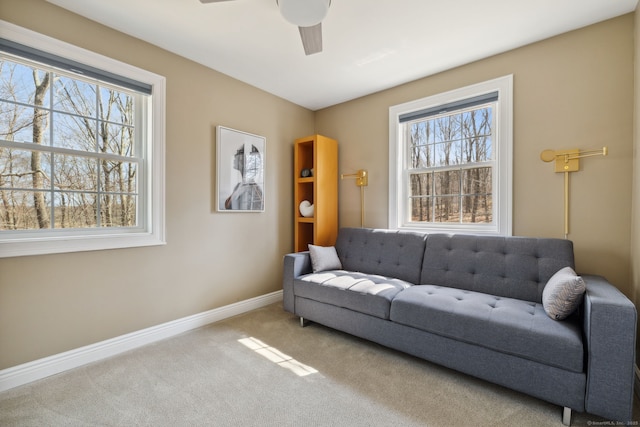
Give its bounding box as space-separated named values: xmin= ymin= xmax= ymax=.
xmin=308 ymin=244 xmax=342 ymax=272
xmin=542 ymin=266 xmax=586 ymax=320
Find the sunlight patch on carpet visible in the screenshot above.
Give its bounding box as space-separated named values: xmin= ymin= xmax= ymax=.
xmin=238 ymin=337 xmax=318 ymax=377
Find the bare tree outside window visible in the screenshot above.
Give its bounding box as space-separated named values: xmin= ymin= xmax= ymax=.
xmin=406 ymin=106 xmax=494 ymax=224
xmin=0 ymin=57 xmax=139 ymax=231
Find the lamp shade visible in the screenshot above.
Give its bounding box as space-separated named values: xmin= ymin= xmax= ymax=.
xmin=278 ymin=0 xmax=330 ymax=27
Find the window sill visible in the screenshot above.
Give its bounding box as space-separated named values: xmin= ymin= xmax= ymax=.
xmin=0 ymin=232 xmax=166 ymax=258
xmin=393 ymin=223 xmax=507 ymax=236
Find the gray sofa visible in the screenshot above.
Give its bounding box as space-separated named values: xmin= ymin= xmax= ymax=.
xmin=282 ymin=227 xmax=637 ymax=425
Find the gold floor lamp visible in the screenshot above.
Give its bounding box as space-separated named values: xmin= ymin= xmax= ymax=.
xmin=341 ymin=169 xmax=368 ymax=227
xmin=540 ymin=147 xmax=608 ymax=239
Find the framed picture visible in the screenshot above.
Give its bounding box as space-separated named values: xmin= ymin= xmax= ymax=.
xmin=216 ymin=126 xmax=265 ymax=212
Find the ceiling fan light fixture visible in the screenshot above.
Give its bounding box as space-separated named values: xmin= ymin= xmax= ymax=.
xmin=278 ymin=0 xmax=330 ymax=27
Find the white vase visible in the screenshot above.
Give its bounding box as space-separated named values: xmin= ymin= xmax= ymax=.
xmin=299 ymin=200 xmax=314 ymax=217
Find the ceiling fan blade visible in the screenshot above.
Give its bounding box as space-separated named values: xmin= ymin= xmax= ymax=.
xmin=298 ymin=23 xmax=323 ymax=55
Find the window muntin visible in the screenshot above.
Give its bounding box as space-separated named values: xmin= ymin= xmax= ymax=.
xmin=389 ymin=76 xmax=512 ymax=236
xmin=0 ymin=21 xmax=165 ymax=257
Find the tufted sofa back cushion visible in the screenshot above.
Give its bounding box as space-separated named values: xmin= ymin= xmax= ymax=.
xmin=420 ymin=234 xmax=575 ymax=303
xmin=335 ymin=228 xmax=427 ymax=284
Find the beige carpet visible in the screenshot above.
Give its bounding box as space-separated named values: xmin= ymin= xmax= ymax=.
xmin=1 ymin=303 xmax=638 ymax=426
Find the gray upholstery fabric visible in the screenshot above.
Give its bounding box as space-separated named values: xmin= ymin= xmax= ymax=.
xmin=420 ymin=234 xmax=575 ymax=303
xmin=390 ymin=285 xmax=584 ymax=372
xmin=336 ymin=228 xmax=426 ymax=284
xmin=295 ymin=270 xmax=412 ymax=319
xmin=295 ymin=297 xmax=587 ymax=412
xmin=308 ymin=244 xmax=342 ymax=272
xmin=283 ymin=252 xmax=312 ymax=313
xmin=582 ymin=275 xmax=637 ymax=422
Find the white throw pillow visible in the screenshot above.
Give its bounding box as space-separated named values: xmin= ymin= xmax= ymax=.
xmin=542 ymin=266 xmax=586 ymax=320
xmin=308 ymin=244 xmax=342 ymax=272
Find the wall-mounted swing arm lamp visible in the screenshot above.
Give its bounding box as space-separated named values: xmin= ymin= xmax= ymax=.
xmin=540 ymin=146 xmax=608 ymax=239
xmin=540 ymin=147 xmax=608 ymax=172
xmin=341 ymin=169 xmax=368 ymax=228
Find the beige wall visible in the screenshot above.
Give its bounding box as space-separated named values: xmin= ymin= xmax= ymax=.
xmin=316 ymin=14 xmax=635 ymax=299
xmin=0 ymin=0 xmax=314 ymax=369
xmin=0 ymin=1 xmax=637 ymax=372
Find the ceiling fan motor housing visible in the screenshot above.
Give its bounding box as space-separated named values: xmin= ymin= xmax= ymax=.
xmin=277 ymin=0 xmax=331 ymax=27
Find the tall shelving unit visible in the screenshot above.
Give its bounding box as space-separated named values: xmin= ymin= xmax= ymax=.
xmin=293 ymin=134 xmax=338 ymax=252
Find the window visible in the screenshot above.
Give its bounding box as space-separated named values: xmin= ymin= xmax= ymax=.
xmin=389 ymin=75 xmax=512 ymax=235
xmin=0 ymin=21 xmax=165 ymax=257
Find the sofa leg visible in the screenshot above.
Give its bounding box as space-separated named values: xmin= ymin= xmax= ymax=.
xmin=562 ymin=407 xmax=571 ymax=426
xmin=300 ymin=317 xmax=310 ymax=327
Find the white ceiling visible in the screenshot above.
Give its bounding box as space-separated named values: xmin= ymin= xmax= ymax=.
xmin=46 ymin=0 xmax=637 ymax=111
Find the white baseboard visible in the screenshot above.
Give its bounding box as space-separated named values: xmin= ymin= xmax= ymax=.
xmin=0 ymin=290 xmax=283 ymax=393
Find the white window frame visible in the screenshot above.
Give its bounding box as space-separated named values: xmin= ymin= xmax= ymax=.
xmin=0 ymin=21 xmax=166 ymax=257
xmin=389 ymin=75 xmax=513 ymax=236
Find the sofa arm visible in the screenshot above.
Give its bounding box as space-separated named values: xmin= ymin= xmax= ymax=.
xmin=582 ymin=274 xmax=637 ymax=422
xmin=283 ymin=252 xmax=312 ymax=314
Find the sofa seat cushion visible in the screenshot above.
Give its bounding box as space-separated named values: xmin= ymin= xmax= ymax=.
xmin=390 ymin=285 xmax=584 ymax=372
xmin=295 ymin=271 xmax=413 ymax=319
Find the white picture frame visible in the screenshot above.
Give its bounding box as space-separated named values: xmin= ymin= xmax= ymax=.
xmin=216 ymin=126 xmax=266 ymax=212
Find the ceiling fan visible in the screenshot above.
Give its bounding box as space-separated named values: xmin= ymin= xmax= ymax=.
xmin=199 ymin=0 xmax=331 ymax=55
